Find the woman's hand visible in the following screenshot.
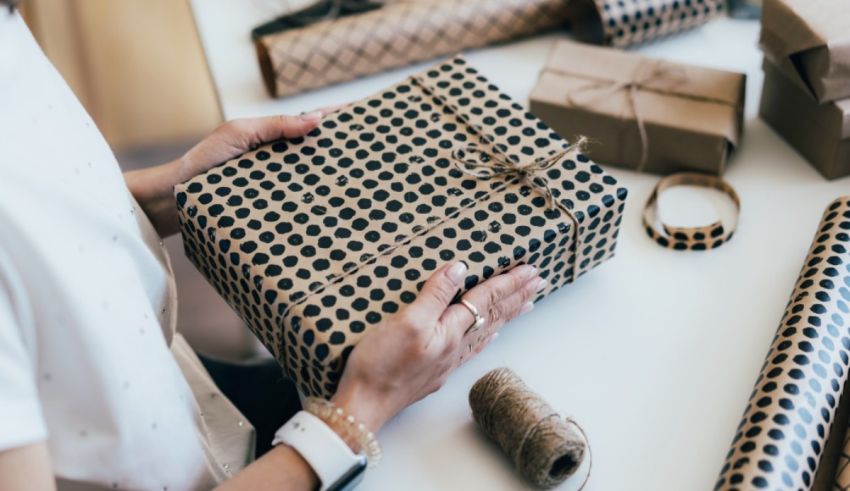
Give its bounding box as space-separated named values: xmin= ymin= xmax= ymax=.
xmin=331 ymin=262 xmax=545 ymax=434
xmin=125 ymin=111 xmax=328 ymax=237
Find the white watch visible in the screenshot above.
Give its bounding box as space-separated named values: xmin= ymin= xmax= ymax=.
xmin=272 ymin=411 xmax=367 ymax=491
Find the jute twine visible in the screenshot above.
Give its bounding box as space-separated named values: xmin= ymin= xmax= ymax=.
xmin=469 ymin=367 xmax=590 ymax=489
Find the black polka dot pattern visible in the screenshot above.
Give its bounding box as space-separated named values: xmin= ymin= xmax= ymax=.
xmin=578 ymin=0 xmax=723 ymax=47
xmin=642 ymin=173 xmax=740 ymax=251
xmin=715 ymin=197 xmax=850 ymax=490
xmin=175 ymin=57 xmax=628 ymax=397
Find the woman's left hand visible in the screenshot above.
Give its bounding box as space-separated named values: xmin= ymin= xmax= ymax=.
xmin=125 ymin=111 xmax=330 ymax=237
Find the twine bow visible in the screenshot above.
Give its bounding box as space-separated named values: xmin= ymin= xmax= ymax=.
xmin=451 ymin=137 xmax=588 ymax=211
xmin=563 ymin=61 xmax=687 ymax=171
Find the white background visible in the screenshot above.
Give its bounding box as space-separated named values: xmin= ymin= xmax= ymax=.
xmin=189 ymin=3 xmax=850 ymax=489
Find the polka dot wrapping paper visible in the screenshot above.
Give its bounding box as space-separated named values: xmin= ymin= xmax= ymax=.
xmin=714 ymin=197 xmax=850 ymax=490
xmin=254 ymin=0 xmax=570 ymax=98
xmin=175 ymin=57 xmax=629 ymax=398
xmin=564 ymin=0 xmax=724 ymax=48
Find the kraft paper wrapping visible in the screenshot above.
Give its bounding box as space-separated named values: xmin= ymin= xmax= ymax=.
xmin=760 ymin=0 xmax=850 ymax=104
xmin=564 ymin=0 xmax=724 ymax=48
xmin=529 ymin=41 xmax=745 ymax=175
xmin=715 ymin=197 xmax=850 ymax=490
xmin=759 ymin=60 xmax=850 ymax=181
xmin=255 ymin=0 xmax=569 ymax=98
xmin=176 ymin=57 xmax=628 ymax=398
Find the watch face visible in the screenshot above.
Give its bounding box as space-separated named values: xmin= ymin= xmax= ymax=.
xmin=328 ymin=456 xmax=367 ymax=491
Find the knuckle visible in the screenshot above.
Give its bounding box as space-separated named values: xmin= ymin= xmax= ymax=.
xmin=489 ymin=303 xmax=507 ymax=322
xmin=432 ymin=277 xmax=458 ymax=304
xmin=399 ymin=310 xmax=426 ymax=332
xmin=486 ymin=287 xmax=500 ymax=308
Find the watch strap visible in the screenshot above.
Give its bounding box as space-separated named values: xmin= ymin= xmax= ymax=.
xmin=272 ymin=411 xmax=366 ymax=491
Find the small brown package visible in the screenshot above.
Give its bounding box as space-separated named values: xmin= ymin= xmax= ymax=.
xmin=529 ymin=41 xmax=746 ymax=175
xmin=760 ymin=0 xmax=850 ymax=104
xmin=759 ymin=60 xmax=850 ymax=180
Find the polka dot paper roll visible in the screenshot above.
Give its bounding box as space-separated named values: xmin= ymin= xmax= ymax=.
xmin=175 ymin=57 xmax=629 ymax=398
xmin=715 ymin=197 xmax=850 ymax=490
xmin=566 ymin=0 xmax=724 ymax=48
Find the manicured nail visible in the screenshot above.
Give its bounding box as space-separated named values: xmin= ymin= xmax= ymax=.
xmin=300 ymin=111 xmax=323 ymax=122
xmin=448 ymin=262 xmax=468 ymax=284
xmin=535 ymin=278 xmax=548 ymax=291
xmin=520 ymin=302 xmax=534 ymax=315
xmin=519 ymin=265 xmax=538 ymax=280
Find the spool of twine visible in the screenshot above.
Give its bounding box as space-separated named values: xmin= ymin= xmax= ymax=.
xmin=469 ymin=367 xmax=590 ymax=489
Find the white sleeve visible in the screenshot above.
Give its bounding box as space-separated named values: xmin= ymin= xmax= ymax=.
xmin=0 ymin=247 xmax=47 ymax=451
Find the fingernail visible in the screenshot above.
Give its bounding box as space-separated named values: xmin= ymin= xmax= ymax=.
xmin=535 ymin=278 xmax=548 ymax=291
xmin=490 ymin=332 xmax=500 ymax=342
xmin=448 ymin=262 xmax=468 ymax=284
xmin=520 ymin=302 xmax=534 ymax=315
xmin=520 ymin=265 xmax=538 ymax=280
xmin=300 ymin=111 xmax=323 ymax=122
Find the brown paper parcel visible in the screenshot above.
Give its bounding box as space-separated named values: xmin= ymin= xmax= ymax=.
xmin=760 ymin=0 xmax=850 ymax=104
xmin=564 ymin=0 xmax=724 ymax=48
xmin=714 ymin=197 xmax=850 ymax=490
xmin=760 ymin=60 xmax=850 ymax=181
xmin=255 ymin=0 xmax=569 ymax=98
xmin=529 ymin=41 xmax=745 ymax=175
xmin=176 ymin=57 xmax=629 ymax=398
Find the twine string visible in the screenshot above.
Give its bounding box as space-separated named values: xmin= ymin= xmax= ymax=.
xmin=559 ymin=60 xmax=688 ymax=171
xmin=450 ymin=139 xmax=586 ymax=211
xmin=565 ymin=417 xmax=593 ymax=491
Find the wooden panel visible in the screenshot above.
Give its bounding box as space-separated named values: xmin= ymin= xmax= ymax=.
xmin=24 ymin=0 xmax=221 ymax=150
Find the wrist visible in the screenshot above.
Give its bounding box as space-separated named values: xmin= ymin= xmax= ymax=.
xmin=330 ymin=383 xmax=393 ymax=435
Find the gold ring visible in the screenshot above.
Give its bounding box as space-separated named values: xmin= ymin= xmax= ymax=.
xmin=460 ymin=299 xmax=485 ymax=335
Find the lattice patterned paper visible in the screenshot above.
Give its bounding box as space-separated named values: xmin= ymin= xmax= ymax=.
xmin=255 ymin=0 xmax=569 ymax=98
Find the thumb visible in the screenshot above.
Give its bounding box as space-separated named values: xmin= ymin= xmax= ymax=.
xmin=258 ymin=112 xmax=324 ymax=142
xmin=409 ymin=262 xmax=468 ymax=318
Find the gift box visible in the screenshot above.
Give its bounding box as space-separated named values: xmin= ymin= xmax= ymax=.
xmin=529 ymin=40 xmax=746 ymax=175
xmin=759 ymin=60 xmax=850 ymax=180
xmin=564 ymin=0 xmax=724 ymax=48
xmin=176 ymin=57 xmax=629 ymax=397
xmin=254 ymin=0 xmax=569 ymax=98
xmin=760 ymin=0 xmax=850 ymax=104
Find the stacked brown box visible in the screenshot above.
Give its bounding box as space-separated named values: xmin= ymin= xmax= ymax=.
xmin=758 ymin=0 xmax=850 ymax=180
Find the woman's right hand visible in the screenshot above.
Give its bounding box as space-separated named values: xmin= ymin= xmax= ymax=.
xmin=331 ymin=261 xmax=546 ymax=435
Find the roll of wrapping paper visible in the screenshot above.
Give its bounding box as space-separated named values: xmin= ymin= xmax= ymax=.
xmin=255 ymin=0 xmax=570 ymax=98
xmin=715 ymin=197 xmax=850 ymax=490
xmin=564 ymin=0 xmax=724 ymax=48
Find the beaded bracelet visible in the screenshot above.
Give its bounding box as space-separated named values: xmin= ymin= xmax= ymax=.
xmin=303 ymin=397 xmax=382 ymax=468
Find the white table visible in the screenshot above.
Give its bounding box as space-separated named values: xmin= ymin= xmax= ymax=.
xmin=189 ymin=3 xmax=850 ymax=489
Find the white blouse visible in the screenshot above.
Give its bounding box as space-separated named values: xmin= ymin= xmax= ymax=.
xmin=0 ymin=12 xmax=253 ymax=490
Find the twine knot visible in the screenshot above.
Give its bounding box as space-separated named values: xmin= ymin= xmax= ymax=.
xmin=451 ymin=137 xmax=588 ymax=210
xmin=564 ymin=60 xmax=687 ymax=170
